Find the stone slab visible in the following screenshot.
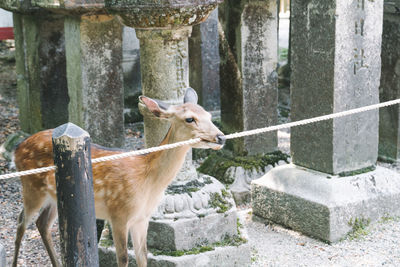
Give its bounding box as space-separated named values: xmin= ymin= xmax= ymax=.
xmin=0 ymin=243 xmax=5 ymax=267
xmin=148 ymin=208 xmax=237 ymax=251
xmin=99 ymin=242 xmax=251 ymax=267
xmin=251 ymin=164 xmax=400 ymax=242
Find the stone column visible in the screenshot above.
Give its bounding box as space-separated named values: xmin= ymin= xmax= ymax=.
xmin=378 ymin=0 xmax=400 ymax=162
xmin=252 ymin=0 xmax=400 ymax=242
xmin=219 ymin=0 xmax=278 ymax=155
xmin=13 ymin=13 xmax=69 ymax=133
xmin=136 ymin=27 xmax=197 ymax=180
xmin=136 ymin=28 xmax=191 ymax=147
xmin=189 ymin=9 xmax=220 ymax=112
xmin=64 ymin=15 xmax=124 ymax=147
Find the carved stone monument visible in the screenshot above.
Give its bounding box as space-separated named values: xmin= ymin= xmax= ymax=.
xmin=252 ymin=0 xmax=400 ymax=242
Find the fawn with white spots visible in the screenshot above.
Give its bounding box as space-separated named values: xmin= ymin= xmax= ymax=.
xmin=12 ymin=88 xmax=225 ymax=267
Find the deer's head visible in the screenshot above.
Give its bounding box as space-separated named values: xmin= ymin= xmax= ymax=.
xmin=139 ymin=88 xmax=225 ymax=150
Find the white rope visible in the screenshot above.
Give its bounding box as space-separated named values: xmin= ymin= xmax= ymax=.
xmin=1 ymin=98 xmax=400 ymax=181
xmin=0 ymin=166 xmax=56 ymax=180
xmin=225 ymin=98 xmax=400 ymax=140
xmin=91 ymin=138 xmax=201 ymax=163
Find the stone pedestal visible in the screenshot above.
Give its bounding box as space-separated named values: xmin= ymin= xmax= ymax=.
xmin=65 ymin=15 xmax=124 ymax=147
xmin=13 ymin=13 xmax=68 ymax=133
xmin=219 ymin=0 xmax=278 ymax=155
xmin=99 ymin=243 xmax=250 ymax=267
xmin=251 ymin=0 xmax=398 ymax=242
xmin=252 ymin=165 xmax=400 ymax=242
xmin=148 ymin=175 xmax=238 ymax=251
xmin=379 ymin=1 xmax=400 ymax=162
xmin=189 ymin=9 xmax=220 ymax=112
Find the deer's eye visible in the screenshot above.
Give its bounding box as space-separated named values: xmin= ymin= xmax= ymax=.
xmin=185 ymin=118 xmax=195 ymax=123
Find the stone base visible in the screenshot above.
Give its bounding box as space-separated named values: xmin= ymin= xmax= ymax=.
xmin=148 ymin=209 xmax=237 ymax=251
xmin=251 ymin=164 xmax=400 ymax=242
xmin=228 ymin=165 xmax=274 ymax=205
xmin=99 ymin=242 xmax=250 ymax=267
xmin=0 ymin=242 xmax=5 ymax=267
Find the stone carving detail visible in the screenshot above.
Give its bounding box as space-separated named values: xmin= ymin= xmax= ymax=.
xmin=152 ymin=175 xmax=235 ymax=220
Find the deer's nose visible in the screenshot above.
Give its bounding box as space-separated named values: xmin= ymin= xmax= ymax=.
xmin=216 ymin=135 xmax=226 ymax=145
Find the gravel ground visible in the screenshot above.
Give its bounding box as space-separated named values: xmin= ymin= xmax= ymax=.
xmin=1 ymin=40 xmax=400 ymax=267
xmin=240 ymin=209 xmax=400 ymax=267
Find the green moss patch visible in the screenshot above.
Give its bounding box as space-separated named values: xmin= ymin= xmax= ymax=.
xmin=347 ymin=217 xmax=371 ymax=240
xmin=209 ymin=190 xmax=232 ymax=213
xmin=197 ymin=150 xmax=289 ymax=184
xmin=338 ymin=165 xmax=376 ymax=177
xmin=149 ymin=234 xmax=247 ymax=257
xmin=165 ymin=178 xmax=210 ymax=196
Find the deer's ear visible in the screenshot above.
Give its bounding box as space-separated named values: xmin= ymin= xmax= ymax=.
xmin=184 ymin=87 xmax=198 ymax=104
xmin=139 ymin=96 xmax=171 ymax=119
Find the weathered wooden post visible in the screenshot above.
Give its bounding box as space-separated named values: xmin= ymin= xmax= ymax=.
xmin=52 ymin=123 xmax=99 ymax=266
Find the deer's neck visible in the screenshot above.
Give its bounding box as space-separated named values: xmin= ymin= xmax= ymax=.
xmin=145 ymin=126 xmax=190 ymax=191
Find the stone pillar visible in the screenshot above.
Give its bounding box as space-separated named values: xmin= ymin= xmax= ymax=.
xmin=136 ymin=28 xmax=191 ymax=147
xmin=13 ymin=13 xmax=68 ymax=133
xmin=136 ymin=28 xmax=197 ymax=180
xmin=378 ymin=1 xmax=400 ymax=162
xmin=219 ymin=0 xmax=278 ymax=155
xmin=291 ymin=0 xmax=380 ymax=174
xmin=64 ymin=15 xmax=124 ymax=147
xmin=189 ymin=9 xmax=220 ymax=112
xmin=252 ymin=0 xmax=400 ymax=242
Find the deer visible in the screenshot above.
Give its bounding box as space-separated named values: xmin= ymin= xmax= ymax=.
xmin=12 ymin=88 xmax=225 ymax=267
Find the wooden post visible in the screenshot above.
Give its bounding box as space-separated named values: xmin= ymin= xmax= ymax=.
xmin=52 ymin=123 xmax=99 ymax=267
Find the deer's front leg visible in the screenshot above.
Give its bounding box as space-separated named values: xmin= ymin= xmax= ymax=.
xmin=130 ymin=219 xmax=149 ymax=267
xmin=110 ymin=220 xmax=129 ymax=267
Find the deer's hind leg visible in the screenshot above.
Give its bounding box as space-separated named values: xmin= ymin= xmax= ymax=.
xmin=110 ymin=219 xmax=129 ymax=267
xmin=36 ymin=203 xmax=60 ymax=267
xmin=12 ymin=188 xmax=48 ymax=267
xmin=130 ymin=219 xmax=149 ymax=267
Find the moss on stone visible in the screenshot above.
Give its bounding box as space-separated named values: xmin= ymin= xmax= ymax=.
xmin=198 ymin=150 xmax=289 ymax=184
xmin=149 ymin=234 xmax=247 ymax=257
xmin=347 ymin=217 xmax=371 ymax=240
xmin=165 ymin=179 xmax=205 ymax=196
xmin=99 ymin=238 xmax=114 ymax=248
xmin=209 ymin=191 xmax=232 ymax=213
xmin=338 ymin=165 xmax=376 ymax=177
